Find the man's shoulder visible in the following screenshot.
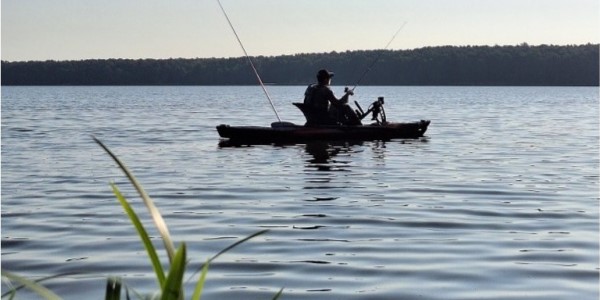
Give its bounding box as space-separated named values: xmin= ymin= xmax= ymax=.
xmin=306 ymin=83 xmax=331 ymax=93
xmin=319 ymin=85 xmax=334 ymax=97
xmin=314 ymin=84 xmax=332 ymax=92
xmin=304 ymin=83 xmax=318 ymax=96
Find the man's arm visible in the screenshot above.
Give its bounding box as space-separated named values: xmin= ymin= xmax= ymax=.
xmin=326 ymin=88 xmax=352 ymax=106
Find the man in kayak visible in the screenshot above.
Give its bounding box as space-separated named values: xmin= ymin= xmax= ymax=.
xmin=303 ymin=69 xmax=361 ymax=126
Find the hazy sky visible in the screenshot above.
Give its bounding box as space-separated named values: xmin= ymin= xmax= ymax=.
xmin=2 ymin=0 xmax=598 ymax=61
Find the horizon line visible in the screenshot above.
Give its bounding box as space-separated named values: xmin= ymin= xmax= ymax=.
xmin=2 ymin=43 xmax=597 ymax=63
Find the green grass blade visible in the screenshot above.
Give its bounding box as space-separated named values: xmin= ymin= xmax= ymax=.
xmin=94 ymin=136 xmax=177 ymax=263
xmin=6 ymin=288 xmax=16 ymax=300
xmin=1 ymin=272 xmax=77 ymax=298
xmin=187 ymin=229 xmax=269 ymax=284
xmin=191 ymin=259 xmax=210 ymax=300
xmin=111 ymin=183 xmax=166 ymax=288
xmin=208 ymin=229 xmax=269 ymax=263
xmin=1 ymin=270 xmax=62 ymax=300
xmin=272 ymin=287 xmax=284 ymax=300
xmin=105 ymin=276 xmax=121 ymax=300
xmin=160 ymin=243 xmax=187 ymax=300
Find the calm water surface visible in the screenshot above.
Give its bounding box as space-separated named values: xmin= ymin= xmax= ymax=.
xmin=1 ymin=86 xmax=598 ymax=299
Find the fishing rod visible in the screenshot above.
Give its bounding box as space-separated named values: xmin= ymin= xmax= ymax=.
xmin=350 ymin=22 xmax=407 ymax=92
xmin=216 ymin=0 xmax=282 ymax=122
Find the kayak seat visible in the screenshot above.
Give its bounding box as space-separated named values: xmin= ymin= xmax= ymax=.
xmin=292 ymin=102 xmax=311 ymax=123
xmin=293 ymin=102 xmax=333 ymax=126
xmin=293 ymin=102 xmax=361 ymax=126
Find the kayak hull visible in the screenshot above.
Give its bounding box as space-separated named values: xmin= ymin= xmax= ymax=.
xmin=216 ymin=120 xmax=430 ymax=144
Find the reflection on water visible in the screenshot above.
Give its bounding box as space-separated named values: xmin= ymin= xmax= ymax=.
xmin=303 ymin=139 xmax=429 ymax=171
xmin=304 ymin=141 xmax=363 ymax=171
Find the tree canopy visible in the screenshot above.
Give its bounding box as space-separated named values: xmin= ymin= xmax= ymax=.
xmin=2 ymin=44 xmax=598 ymax=86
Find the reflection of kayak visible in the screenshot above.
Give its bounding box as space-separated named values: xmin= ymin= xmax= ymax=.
xmin=216 ymin=120 xmax=430 ymax=145
xmin=217 ymin=99 xmax=430 ymax=145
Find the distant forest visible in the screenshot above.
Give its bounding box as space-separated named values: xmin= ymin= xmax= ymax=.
xmin=2 ymin=44 xmax=598 ymax=86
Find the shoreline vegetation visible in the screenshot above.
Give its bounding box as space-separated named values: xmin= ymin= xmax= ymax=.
xmin=1 ymin=44 xmax=598 ymax=86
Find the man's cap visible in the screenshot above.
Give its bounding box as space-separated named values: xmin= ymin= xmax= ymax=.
xmin=317 ymin=69 xmax=334 ymax=79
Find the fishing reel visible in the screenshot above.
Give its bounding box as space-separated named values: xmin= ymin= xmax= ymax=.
xmin=354 ymin=96 xmax=387 ymax=125
xmin=342 ymin=87 xmax=354 ymax=103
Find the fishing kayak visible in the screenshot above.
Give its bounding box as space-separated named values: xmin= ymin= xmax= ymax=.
xmin=214 ymin=2 xmax=426 ymax=146
xmin=217 ymin=119 xmax=430 ymax=145
xmin=217 ymin=99 xmax=430 ymax=145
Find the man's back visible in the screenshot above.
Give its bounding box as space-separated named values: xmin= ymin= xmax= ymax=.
xmin=303 ymin=84 xmax=336 ymax=125
xmin=305 ymin=84 xmax=335 ymax=111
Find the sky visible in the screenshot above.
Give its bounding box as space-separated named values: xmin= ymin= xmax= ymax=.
xmin=1 ymin=0 xmax=599 ymax=61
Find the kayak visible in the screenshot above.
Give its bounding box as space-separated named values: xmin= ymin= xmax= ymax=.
xmin=216 ymin=100 xmax=430 ymax=145
xmin=217 ymin=120 xmax=430 ymax=145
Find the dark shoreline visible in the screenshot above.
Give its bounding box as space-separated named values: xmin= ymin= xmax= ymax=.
xmin=2 ymin=44 xmax=598 ymax=86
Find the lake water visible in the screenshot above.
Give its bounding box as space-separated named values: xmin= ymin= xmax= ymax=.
xmin=1 ymin=86 xmax=598 ymax=299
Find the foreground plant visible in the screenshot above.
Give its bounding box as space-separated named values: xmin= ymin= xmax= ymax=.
xmin=1 ymin=137 xmax=281 ymax=300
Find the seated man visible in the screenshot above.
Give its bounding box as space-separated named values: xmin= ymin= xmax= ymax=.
xmin=303 ymin=69 xmax=361 ymax=126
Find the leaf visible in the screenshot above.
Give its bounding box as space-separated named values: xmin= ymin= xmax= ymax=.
xmin=191 ymin=259 xmax=210 ymax=300
xmin=1 ymin=270 xmax=62 ymax=300
xmin=94 ymin=136 xmax=177 ymax=263
xmin=1 ymin=272 xmax=82 ymax=299
xmin=111 ymin=183 xmax=166 ymax=288
xmin=210 ymin=229 xmax=269 ymax=263
xmin=187 ymin=229 xmax=269 ymax=282
xmin=160 ymin=243 xmax=187 ymax=300
xmin=272 ymin=287 xmax=284 ymax=300
xmin=105 ymin=277 xmax=121 ymax=300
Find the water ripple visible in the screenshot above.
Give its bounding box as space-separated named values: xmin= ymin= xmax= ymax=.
xmin=2 ymin=86 xmax=598 ymax=299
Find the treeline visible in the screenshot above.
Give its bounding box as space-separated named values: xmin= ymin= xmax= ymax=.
xmin=2 ymin=44 xmax=598 ymax=86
